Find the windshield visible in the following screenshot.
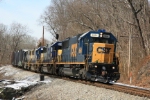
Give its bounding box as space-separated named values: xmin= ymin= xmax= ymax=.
xmin=90 ymin=38 xmax=114 ymax=44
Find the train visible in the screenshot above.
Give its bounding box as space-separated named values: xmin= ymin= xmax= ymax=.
xmin=11 ymin=29 xmax=120 ymax=83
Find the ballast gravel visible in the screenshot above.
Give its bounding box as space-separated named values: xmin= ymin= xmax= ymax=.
xmin=22 ymin=79 xmax=149 ymax=100
xmin=0 ymin=65 xmax=149 ymax=100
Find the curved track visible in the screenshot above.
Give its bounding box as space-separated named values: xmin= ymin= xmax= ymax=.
xmin=18 ymin=66 xmax=150 ymax=98
xmin=61 ymin=77 xmax=150 ymax=98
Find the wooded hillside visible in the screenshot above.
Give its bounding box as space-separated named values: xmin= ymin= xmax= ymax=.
xmin=41 ymin=0 xmax=150 ymax=82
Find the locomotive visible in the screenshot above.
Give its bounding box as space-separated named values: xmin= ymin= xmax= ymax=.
xmin=11 ymin=29 xmax=120 ymax=83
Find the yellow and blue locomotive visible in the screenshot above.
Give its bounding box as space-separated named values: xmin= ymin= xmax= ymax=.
xmin=11 ymin=29 xmax=120 ymax=83
xmin=58 ymin=29 xmax=120 ymax=82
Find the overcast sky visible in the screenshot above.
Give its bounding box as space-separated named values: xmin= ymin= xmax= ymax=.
xmin=0 ymin=0 xmax=51 ymax=40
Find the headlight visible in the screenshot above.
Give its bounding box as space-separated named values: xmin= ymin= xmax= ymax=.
xmin=95 ymin=65 xmax=97 ymax=68
xmin=100 ymin=33 xmax=103 ymax=37
xmin=112 ymin=66 xmax=115 ymax=69
xmin=102 ymin=66 xmax=106 ymax=70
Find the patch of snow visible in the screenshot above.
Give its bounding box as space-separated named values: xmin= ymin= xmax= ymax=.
xmin=4 ymin=79 xmax=52 ymax=90
xmin=114 ymin=82 xmax=150 ymax=91
xmin=22 ymin=74 xmax=39 ymax=81
xmin=0 ymin=65 xmax=52 ymax=91
xmin=39 ymin=80 xmax=52 ymax=84
xmin=5 ymin=81 xmax=38 ymax=90
xmin=0 ymin=65 xmax=20 ymax=76
xmin=1 ymin=80 xmax=14 ymax=85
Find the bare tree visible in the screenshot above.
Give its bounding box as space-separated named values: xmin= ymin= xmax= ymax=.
xmin=127 ymin=0 xmax=148 ymax=56
xmin=9 ymin=22 xmax=28 ymax=51
xmin=21 ymin=35 xmax=37 ymax=49
xmin=0 ymin=22 xmax=37 ymax=64
xmin=0 ymin=24 xmax=8 ymax=63
xmin=37 ymin=37 xmax=50 ymax=47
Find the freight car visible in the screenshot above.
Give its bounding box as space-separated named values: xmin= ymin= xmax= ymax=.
xmin=11 ymin=29 xmax=120 ymax=83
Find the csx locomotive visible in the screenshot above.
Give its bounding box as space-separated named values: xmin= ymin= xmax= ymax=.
xmin=11 ymin=29 xmax=120 ymax=83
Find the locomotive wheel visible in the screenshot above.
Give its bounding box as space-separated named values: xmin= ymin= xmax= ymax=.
xmin=103 ymin=80 xmax=108 ymax=83
xmin=82 ymin=71 xmax=87 ymax=80
xmin=82 ymin=73 xmax=86 ymax=79
xmin=58 ymin=67 xmax=63 ymax=76
xmin=23 ymin=64 xmax=26 ymax=69
xmin=28 ymin=66 xmax=31 ymax=71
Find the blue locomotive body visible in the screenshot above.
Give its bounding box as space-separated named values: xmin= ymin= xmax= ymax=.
xmin=12 ymin=29 xmax=120 ymax=83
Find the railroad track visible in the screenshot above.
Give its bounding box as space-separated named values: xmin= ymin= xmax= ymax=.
xmin=111 ymin=84 xmax=150 ymax=98
xmin=16 ymin=66 xmax=150 ymax=98
xmin=61 ymin=77 xmax=150 ymax=98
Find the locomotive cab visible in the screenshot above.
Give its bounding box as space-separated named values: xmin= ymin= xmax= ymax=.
xmin=50 ymin=42 xmax=62 ymax=62
xmin=36 ymin=46 xmax=47 ymax=63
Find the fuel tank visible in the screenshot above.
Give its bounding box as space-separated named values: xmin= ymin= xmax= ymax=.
xmin=62 ymin=68 xmax=79 ymax=77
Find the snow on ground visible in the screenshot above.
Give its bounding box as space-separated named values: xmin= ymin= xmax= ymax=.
xmin=0 ymin=65 xmax=150 ymax=100
xmin=0 ymin=65 xmax=52 ymax=99
xmin=114 ymin=82 xmax=150 ymax=91
xmin=5 ymin=81 xmax=37 ymax=90
xmin=0 ymin=65 xmax=52 ymax=82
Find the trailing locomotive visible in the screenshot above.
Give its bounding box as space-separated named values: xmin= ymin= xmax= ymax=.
xmin=11 ymin=29 xmax=120 ymax=83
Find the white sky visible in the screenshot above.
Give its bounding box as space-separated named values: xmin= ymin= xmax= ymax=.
xmin=0 ymin=0 xmax=52 ymax=40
